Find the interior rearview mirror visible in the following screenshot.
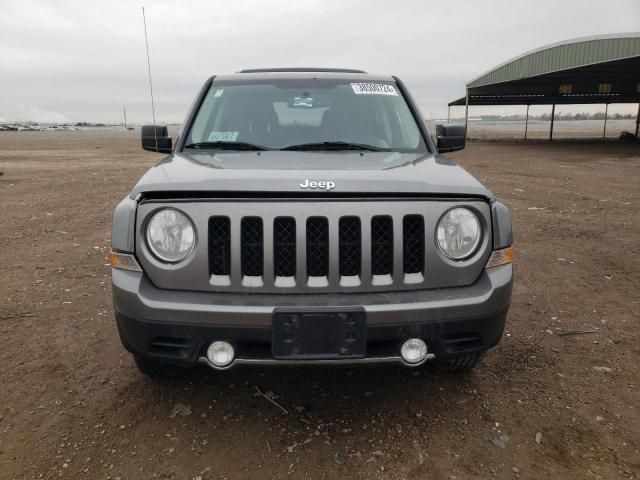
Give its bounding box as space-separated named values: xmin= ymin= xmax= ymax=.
xmin=141 ymin=125 xmax=172 ymax=153
xmin=436 ymin=124 xmax=466 ymax=153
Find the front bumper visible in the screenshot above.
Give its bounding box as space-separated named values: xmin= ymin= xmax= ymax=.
xmin=113 ymin=264 xmax=513 ymax=368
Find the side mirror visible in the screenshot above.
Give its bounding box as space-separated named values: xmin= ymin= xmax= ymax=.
xmin=141 ymin=125 xmax=172 ymax=153
xmin=436 ymin=124 xmax=466 ymax=153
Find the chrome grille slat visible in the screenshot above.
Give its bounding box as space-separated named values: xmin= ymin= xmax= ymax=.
xmin=229 ymin=216 xmax=242 ymax=288
xmin=262 ymin=216 xmax=275 ymax=287
xmin=295 ymin=212 xmax=307 ymax=288
xmin=328 ymin=216 xmax=340 ymax=287
xmin=359 ymin=215 xmax=372 ymax=288
xmin=392 ymin=215 xmax=404 ymax=286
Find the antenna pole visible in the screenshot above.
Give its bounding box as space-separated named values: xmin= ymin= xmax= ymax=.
xmin=123 ymin=106 xmax=127 ymax=129
xmin=142 ymin=7 xmax=158 ymax=149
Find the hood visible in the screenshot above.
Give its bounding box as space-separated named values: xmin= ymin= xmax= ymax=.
xmin=130 ymin=150 xmax=494 ymax=201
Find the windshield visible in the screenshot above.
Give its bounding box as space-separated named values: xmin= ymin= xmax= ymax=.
xmin=184 ymin=79 xmax=428 ymax=153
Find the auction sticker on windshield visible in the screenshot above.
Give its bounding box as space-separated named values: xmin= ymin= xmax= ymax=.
xmin=351 ymin=83 xmax=398 ymax=96
xmin=208 ymin=131 xmax=239 ymax=141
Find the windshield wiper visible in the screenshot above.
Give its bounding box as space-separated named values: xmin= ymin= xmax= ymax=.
xmin=281 ymin=141 xmax=389 ymax=152
xmin=183 ymin=141 xmax=270 ymax=151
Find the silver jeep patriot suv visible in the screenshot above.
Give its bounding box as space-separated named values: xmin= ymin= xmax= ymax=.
xmin=110 ymin=68 xmax=513 ymax=377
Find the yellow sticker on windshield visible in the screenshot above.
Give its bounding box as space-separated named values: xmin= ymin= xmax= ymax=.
xmin=351 ymin=83 xmax=398 ymax=96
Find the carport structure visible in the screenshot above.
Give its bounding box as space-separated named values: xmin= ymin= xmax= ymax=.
xmin=448 ymin=33 xmax=640 ymax=140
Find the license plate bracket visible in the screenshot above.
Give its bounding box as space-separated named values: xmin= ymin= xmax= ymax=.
xmin=272 ymin=307 xmax=367 ymax=360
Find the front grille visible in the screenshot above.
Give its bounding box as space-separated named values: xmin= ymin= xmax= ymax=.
xmin=403 ymin=215 xmax=425 ymax=274
xmin=306 ymin=217 xmax=329 ymax=277
xmin=274 ymin=217 xmax=296 ymax=277
xmin=241 ymin=217 xmax=263 ymax=276
xmin=339 ymin=216 xmax=361 ymax=276
xmin=209 ymin=216 xmax=230 ymax=275
xmin=371 ymin=216 xmax=393 ymax=275
xmin=207 ymin=210 xmax=430 ymax=291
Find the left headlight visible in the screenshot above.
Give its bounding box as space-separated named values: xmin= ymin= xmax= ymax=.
xmin=437 ymin=207 xmax=481 ymax=260
xmin=146 ymin=208 xmax=196 ymax=263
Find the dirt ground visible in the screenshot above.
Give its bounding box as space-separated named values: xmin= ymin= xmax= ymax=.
xmin=1 ymin=130 xmax=639 ymax=480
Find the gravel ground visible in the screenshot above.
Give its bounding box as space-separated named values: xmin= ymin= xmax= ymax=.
xmin=0 ymin=129 xmax=639 ymax=480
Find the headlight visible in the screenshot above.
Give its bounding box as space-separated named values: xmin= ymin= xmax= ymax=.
xmin=146 ymin=208 xmax=196 ymax=263
xmin=437 ymin=207 xmax=481 ymax=260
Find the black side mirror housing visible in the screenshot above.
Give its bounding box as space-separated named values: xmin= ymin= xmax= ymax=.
xmin=436 ymin=124 xmax=466 ymax=153
xmin=141 ymin=125 xmax=172 ymax=153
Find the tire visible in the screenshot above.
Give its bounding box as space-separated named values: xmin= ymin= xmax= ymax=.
xmin=437 ymin=351 xmax=486 ymax=372
xmin=133 ymin=355 xmax=185 ymax=378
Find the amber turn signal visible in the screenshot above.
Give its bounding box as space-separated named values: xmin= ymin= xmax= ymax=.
xmin=485 ymin=246 xmax=513 ymax=269
xmin=108 ymin=249 xmax=142 ymax=272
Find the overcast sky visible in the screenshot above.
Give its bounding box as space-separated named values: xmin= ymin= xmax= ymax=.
xmin=1 ymin=0 xmax=639 ymax=124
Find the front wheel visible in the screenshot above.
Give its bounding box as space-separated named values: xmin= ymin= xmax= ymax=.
xmin=133 ymin=355 xmax=186 ymax=378
xmin=437 ymin=351 xmax=486 ymax=371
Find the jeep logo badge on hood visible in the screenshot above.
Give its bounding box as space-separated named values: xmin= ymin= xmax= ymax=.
xmin=299 ymin=179 xmax=336 ymax=191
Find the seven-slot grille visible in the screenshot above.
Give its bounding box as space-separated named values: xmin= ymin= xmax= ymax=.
xmin=208 ymin=213 xmax=425 ymax=290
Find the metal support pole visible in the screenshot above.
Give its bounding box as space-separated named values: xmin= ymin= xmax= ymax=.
xmin=635 ymin=102 xmax=640 ymax=138
xmin=464 ymin=89 xmax=469 ymax=138
xmin=603 ymin=103 xmax=608 ymax=138
xmin=549 ymin=104 xmax=556 ymax=141
xmin=524 ymin=105 xmax=530 ymax=140
xmin=447 ymin=105 xmax=450 ymax=123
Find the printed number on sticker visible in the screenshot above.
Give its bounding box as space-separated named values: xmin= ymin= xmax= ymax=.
xmin=351 ymin=83 xmax=398 ymax=96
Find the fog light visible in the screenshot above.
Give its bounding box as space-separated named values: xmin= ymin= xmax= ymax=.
xmin=400 ymin=338 xmax=428 ymax=365
xmin=206 ymin=341 xmax=235 ymax=368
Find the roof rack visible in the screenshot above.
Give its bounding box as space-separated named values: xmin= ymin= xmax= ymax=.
xmin=238 ymin=67 xmax=367 ymax=74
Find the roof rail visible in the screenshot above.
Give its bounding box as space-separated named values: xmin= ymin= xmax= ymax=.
xmin=238 ymin=67 xmax=367 ymax=74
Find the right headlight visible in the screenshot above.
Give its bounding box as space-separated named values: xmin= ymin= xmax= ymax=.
xmin=437 ymin=207 xmax=481 ymax=260
xmin=146 ymin=208 xmax=196 ymax=263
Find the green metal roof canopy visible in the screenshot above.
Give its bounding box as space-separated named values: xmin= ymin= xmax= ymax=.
xmin=449 ymin=33 xmax=640 ymax=107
